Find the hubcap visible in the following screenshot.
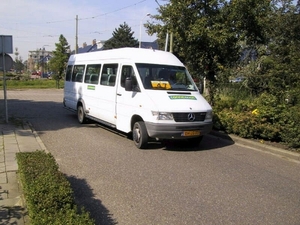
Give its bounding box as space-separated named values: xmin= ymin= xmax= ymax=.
xmin=79 ymin=110 xmax=82 ymax=120
xmin=133 ymin=127 xmax=140 ymax=143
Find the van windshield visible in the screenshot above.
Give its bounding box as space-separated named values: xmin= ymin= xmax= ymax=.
xmin=136 ymin=63 xmax=198 ymax=91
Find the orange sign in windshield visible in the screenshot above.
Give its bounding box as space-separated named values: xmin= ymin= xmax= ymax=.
xmin=151 ymin=81 xmax=171 ymax=89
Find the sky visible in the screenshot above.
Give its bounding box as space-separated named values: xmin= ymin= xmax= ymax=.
xmin=0 ymin=0 xmax=163 ymax=61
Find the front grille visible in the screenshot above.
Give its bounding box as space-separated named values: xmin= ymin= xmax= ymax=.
xmin=173 ymin=112 xmax=206 ymax=122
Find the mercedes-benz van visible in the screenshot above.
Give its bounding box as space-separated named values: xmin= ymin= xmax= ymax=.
xmin=63 ymin=47 xmax=213 ymax=149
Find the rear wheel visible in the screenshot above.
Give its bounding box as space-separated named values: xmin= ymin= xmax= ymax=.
xmin=77 ymin=105 xmax=86 ymax=124
xmin=133 ymin=121 xmax=149 ymax=149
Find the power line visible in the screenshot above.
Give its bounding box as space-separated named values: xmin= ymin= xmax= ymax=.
xmin=47 ymin=0 xmax=147 ymax=24
xmin=46 ymin=19 xmax=74 ymax=24
xmin=80 ymin=0 xmax=147 ymax=20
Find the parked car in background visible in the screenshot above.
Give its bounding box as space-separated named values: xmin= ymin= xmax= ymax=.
xmin=230 ymin=77 xmax=245 ymax=83
xmin=31 ymin=71 xmax=39 ymax=75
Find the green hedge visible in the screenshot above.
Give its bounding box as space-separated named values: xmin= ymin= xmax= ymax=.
xmin=16 ymin=150 xmax=95 ymax=225
xmin=213 ymin=92 xmax=300 ymax=149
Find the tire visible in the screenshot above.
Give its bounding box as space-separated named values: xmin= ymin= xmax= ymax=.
xmin=77 ymin=105 xmax=86 ymax=124
xmin=187 ymin=136 xmax=204 ymax=147
xmin=132 ymin=121 xmax=149 ymax=149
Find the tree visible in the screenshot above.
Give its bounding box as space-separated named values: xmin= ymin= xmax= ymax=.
xmin=146 ymin=0 xmax=275 ymax=105
xmin=257 ymin=0 xmax=300 ymax=103
xmin=224 ymin=0 xmax=273 ymax=96
xmin=229 ymin=0 xmax=270 ymax=46
xmin=49 ymin=35 xmax=70 ymax=88
xmin=229 ymin=0 xmax=300 ymax=102
xmin=104 ymin=22 xmax=138 ymax=49
xmin=14 ymin=58 xmax=24 ymax=73
xmin=147 ymin=0 xmax=240 ymax=104
xmin=13 ymin=47 xmax=24 ymax=73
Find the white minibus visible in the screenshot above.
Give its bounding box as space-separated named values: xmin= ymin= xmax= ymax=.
xmin=63 ymin=47 xmax=213 ymax=149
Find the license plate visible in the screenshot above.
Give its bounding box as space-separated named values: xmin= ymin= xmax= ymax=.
xmin=183 ymin=130 xmax=200 ymax=136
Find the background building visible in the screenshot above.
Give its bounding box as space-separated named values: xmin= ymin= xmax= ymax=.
xmin=27 ymin=47 xmax=52 ymax=75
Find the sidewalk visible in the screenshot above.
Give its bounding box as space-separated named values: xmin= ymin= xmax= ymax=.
xmin=0 ymin=122 xmax=46 ymax=225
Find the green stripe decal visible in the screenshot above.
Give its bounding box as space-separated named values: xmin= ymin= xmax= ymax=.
xmin=169 ymin=96 xmax=197 ymax=100
xmin=87 ymin=85 xmax=95 ymax=90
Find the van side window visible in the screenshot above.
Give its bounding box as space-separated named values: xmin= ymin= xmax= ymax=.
xmin=101 ymin=64 xmax=118 ymax=86
xmin=85 ymin=64 xmax=101 ymax=84
xmin=121 ymin=65 xmax=140 ymax=91
xmin=72 ymin=65 xmax=85 ymax=82
xmin=65 ymin=65 xmax=73 ymax=81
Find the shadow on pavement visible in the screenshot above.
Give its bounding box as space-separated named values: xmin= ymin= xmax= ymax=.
xmin=93 ymin=121 xmax=235 ymax=151
xmin=0 ymin=97 xmax=235 ymax=152
xmin=67 ymin=175 xmax=117 ymax=225
xmin=0 ymin=205 xmax=27 ymax=225
xmin=159 ymin=131 xmax=235 ymax=152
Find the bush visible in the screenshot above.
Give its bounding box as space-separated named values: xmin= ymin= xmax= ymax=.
xmin=16 ymin=150 xmax=95 ymax=225
xmin=279 ymin=106 xmax=300 ymax=148
xmin=213 ymin=92 xmax=300 ymax=149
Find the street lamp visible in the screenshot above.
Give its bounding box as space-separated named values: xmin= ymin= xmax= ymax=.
xmin=139 ymin=13 xmax=150 ymax=48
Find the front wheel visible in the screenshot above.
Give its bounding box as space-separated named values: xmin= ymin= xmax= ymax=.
xmin=77 ymin=105 xmax=86 ymax=124
xmin=132 ymin=121 xmax=149 ymax=149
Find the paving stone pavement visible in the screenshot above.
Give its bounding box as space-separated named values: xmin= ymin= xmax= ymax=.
xmin=0 ymin=122 xmax=46 ymax=225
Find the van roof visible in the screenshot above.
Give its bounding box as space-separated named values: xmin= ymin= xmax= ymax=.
xmin=68 ymin=47 xmax=184 ymax=66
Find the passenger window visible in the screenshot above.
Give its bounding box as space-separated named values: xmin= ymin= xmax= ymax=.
xmin=84 ymin=64 xmax=101 ymax=84
xmin=72 ymin=65 xmax=85 ymax=82
xmin=101 ymin=64 xmax=118 ymax=86
xmin=65 ymin=65 xmax=73 ymax=81
xmin=75 ymin=73 xmax=83 ymax=82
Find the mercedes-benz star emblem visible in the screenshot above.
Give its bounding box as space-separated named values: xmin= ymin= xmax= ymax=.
xmin=188 ymin=113 xmax=196 ymax=121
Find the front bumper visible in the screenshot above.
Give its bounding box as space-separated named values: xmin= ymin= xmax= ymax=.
xmin=145 ymin=121 xmax=213 ymax=140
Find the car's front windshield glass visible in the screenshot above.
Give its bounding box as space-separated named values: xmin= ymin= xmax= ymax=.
xmin=136 ymin=63 xmax=198 ymax=91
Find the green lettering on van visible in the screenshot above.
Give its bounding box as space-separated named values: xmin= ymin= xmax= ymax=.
xmin=87 ymin=85 xmax=96 ymax=90
xmin=169 ymin=96 xmax=197 ymax=100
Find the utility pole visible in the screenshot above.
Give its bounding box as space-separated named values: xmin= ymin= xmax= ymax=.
xmin=170 ymin=32 xmax=173 ymax=53
xmin=75 ymin=15 xmax=78 ymax=54
xmin=165 ymin=33 xmax=169 ymax=52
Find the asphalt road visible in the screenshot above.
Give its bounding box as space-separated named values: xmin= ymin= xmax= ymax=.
xmin=2 ymin=89 xmax=300 ymax=225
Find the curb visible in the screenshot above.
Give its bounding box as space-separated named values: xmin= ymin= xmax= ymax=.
xmin=209 ymin=130 xmax=300 ymax=163
xmin=26 ymin=122 xmax=48 ymax=153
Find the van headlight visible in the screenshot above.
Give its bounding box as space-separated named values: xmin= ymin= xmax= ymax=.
xmin=152 ymin=111 xmax=174 ymax=120
xmin=205 ymin=110 xmax=213 ymax=120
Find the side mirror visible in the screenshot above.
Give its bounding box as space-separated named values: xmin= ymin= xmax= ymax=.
xmin=125 ymin=77 xmax=133 ymax=91
xmin=198 ymin=80 xmax=204 ymax=94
